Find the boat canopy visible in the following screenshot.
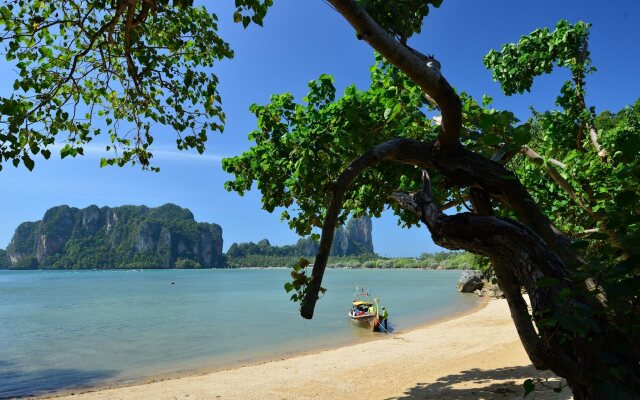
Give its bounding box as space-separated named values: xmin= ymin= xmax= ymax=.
xmin=352 ymin=300 xmax=373 ymax=306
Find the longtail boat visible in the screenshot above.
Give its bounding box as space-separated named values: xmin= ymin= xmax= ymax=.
xmin=348 ymin=286 xmax=384 ymax=331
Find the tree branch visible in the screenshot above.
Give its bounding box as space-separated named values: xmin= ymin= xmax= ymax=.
xmin=588 ymin=127 xmax=608 ymax=160
xmin=327 ymin=0 xmax=462 ymax=152
xmin=520 ymin=145 xmax=593 ymax=217
xmin=300 ymin=138 xmax=588 ymax=318
xmin=300 ymin=139 xmax=406 ymax=318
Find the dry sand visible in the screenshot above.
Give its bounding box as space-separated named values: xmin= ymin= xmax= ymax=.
xmin=45 ymin=299 xmax=571 ymax=400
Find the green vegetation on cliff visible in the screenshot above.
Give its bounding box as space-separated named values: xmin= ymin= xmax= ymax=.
xmin=0 ymin=249 xmax=9 ymax=268
xmin=4 ymin=204 xmax=223 ymax=269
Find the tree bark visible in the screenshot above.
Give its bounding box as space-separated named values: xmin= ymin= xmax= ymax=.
xmin=395 ymin=171 xmax=640 ymax=399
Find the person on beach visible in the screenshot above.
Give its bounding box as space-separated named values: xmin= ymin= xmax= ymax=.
xmin=381 ymin=307 xmax=388 ymax=330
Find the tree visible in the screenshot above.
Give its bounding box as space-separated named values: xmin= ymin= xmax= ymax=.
xmin=2 ymin=1 xmax=639 ymax=398
xmin=0 ymin=248 xmax=9 ymax=268
xmin=0 ymin=0 xmax=272 ymax=171
xmin=223 ymin=1 xmax=639 ymax=399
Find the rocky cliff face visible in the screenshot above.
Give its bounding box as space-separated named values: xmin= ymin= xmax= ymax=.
xmin=343 ymin=216 xmax=374 ymax=256
xmin=226 ymin=216 xmax=375 ymax=259
xmin=309 ymin=215 xmax=374 ymax=257
xmin=4 ymin=204 xmax=224 ymax=269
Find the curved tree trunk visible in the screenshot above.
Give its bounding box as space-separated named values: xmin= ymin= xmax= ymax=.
xmin=400 ymin=171 xmax=640 ymax=399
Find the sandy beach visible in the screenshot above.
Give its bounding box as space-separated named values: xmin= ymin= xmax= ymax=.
xmin=44 ymin=299 xmax=570 ymax=400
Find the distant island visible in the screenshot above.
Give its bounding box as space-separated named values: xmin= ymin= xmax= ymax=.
xmin=0 ymin=204 xmax=474 ymax=270
xmin=225 ymin=215 xmax=475 ymax=269
xmin=2 ymin=204 xmax=223 ymax=269
xmin=225 ymin=216 xmax=374 ymax=267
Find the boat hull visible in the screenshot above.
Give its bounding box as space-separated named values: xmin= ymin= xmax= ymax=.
xmin=349 ymin=314 xmax=376 ymax=330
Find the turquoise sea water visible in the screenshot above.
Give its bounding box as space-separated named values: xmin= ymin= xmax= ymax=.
xmin=0 ymin=268 xmax=480 ymax=398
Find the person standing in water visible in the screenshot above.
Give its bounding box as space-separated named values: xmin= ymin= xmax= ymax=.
xmin=381 ymin=307 xmax=389 ymax=330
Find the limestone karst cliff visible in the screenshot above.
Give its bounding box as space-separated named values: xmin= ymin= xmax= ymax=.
xmin=4 ymin=204 xmax=223 ymax=269
xmin=226 ymin=216 xmax=374 ymax=259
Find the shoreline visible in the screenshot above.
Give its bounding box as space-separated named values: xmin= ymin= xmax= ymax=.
xmin=39 ymin=297 xmax=570 ymax=400
xmin=37 ymin=295 xmax=487 ymax=399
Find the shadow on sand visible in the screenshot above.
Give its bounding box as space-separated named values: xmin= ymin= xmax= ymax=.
xmin=388 ymin=365 xmax=572 ymax=400
xmin=0 ymin=360 xmax=118 ymax=399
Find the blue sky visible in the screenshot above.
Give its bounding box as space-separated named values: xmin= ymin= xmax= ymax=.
xmin=1 ymin=1 xmax=639 ymax=256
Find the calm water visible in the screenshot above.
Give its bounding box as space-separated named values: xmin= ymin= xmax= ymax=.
xmin=0 ymin=268 xmax=479 ymax=398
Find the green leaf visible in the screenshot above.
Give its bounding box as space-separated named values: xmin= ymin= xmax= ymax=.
xmin=387 ymin=103 xmax=402 ymax=121
xmin=482 ymin=134 xmax=501 ymax=146
xmin=318 ymin=74 xmax=334 ymax=84
xmin=22 ymin=155 xmax=35 ymax=171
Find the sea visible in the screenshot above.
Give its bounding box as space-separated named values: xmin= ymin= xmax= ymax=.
xmin=0 ymin=268 xmax=481 ymax=398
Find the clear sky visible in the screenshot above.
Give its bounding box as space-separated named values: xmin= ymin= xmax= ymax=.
xmin=0 ymin=0 xmax=638 ymax=256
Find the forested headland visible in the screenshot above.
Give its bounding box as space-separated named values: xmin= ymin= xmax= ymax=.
xmin=2 ymin=204 xmax=223 ymax=269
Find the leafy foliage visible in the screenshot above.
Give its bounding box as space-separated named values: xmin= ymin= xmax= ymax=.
xmin=484 ymin=21 xmax=640 ymax=387
xmin=224 ymin=55 xmax=445 ymax=235
xmin=484 ymin=20 xmax=592 ymax=96
xmin=175 ymin=258 xmax=201 ymax=269
xmin=283 ymin=257 xmax=325 ymax=303
xmin=523 ymin=378 xmax=535 ymax=397
xmin=0 ymin=0 xmax=273 ymax=171
xmin=0 ymin=248 xmax=9 ymax=268
xmin=358 ymin=0 xmax=442 ymax=43
xmin=486 ymin=21 xmax=639 ymax=288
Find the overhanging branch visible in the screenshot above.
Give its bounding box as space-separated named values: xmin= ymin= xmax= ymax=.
xmin=300 ymin=138 xmax=590 ymax=318
xmin=328 ymin=0 xmax=462 ymax=152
